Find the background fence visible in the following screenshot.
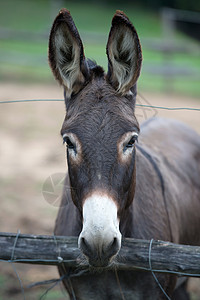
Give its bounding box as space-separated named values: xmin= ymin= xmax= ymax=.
xmin=1 ymin=232 xmax=200 ymax=277
xmin=0 ymin=231 xmax=200 ymax=300
xmin=0 ymin=1 xmax=200 ymax=96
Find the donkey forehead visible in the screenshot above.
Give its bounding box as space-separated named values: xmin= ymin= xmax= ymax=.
xmin=62 ymin=78 xmax=139 ymax=137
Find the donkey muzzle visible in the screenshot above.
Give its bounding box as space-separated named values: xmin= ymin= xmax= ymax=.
xmin=78 ymin=193 xmax=121 ymax=267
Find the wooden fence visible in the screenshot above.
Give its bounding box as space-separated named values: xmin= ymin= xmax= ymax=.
xmin=0 ymin=232 xmax=200 ymax=277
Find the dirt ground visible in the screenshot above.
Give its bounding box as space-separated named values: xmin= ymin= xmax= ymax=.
xmin=0 ymin=82 xmax=200 ymax=299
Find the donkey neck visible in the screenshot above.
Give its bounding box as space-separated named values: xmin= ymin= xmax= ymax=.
xmin=120 ymin=144 xmax=173 ymax=241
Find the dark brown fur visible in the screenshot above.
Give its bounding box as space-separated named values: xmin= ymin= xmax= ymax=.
xmin=49 ymin=9 xmax=200 ymax=300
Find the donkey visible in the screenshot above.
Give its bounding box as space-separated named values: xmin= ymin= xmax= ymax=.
xmin=49 ymin=9 xmax=200 ymax=299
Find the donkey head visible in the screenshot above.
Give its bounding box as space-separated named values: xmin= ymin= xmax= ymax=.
xmin=49 ymin=9 xmax=142 ymax=267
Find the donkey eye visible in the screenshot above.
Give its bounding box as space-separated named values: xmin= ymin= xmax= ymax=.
xmin=63 ymin=136 xmax=75 ymax=149
xmin=126 ymin=135 xmax=138 ymax=148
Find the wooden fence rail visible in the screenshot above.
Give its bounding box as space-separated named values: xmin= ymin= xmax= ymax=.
xmin=0 ymin=232 xmax=200 ymax=277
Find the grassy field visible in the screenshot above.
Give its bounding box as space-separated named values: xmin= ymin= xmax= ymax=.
xmin=0 ymin=0 xmax=199 ymax=97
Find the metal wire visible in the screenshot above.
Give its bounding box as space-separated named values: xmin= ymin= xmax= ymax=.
xmin=9 ymin=230 xmax=26 ymax=300
xmin=0 ymin=98 xmax=200 ymax=111
xmin=149 ymin=239 xmax=171 ymax=300
xmin=115 ymin=267 xmax=126 ymax=300
xmin=0 ymin=99 xmax=63 ymax=104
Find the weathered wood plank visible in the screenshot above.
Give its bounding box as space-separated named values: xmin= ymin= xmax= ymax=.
xmin=0 ymin=232 xmax=200 ymax=277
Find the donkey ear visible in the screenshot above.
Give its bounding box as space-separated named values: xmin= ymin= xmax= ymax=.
xmin=106 ymin=11 xmax=142 ymax=95
xmin=49 ymin=9 xmax=89 ymax=97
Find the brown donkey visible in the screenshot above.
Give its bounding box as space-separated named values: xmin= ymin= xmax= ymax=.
xmin=49 ymin=9 xmax=200 ymax=300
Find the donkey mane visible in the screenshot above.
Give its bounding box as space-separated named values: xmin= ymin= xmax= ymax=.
xmin=87 ymin=59 xmax=105 ymax=78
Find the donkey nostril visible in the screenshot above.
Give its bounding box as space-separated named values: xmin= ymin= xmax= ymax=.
xmin=105 ymin=237 xmax=120 ymax=258
xmin=112 ymin=237 xmax=119 ymax=250
xmin=111 ymin=237 xmax=117 ymax=247
xmin=80 ymin=237 xmax=93 ymax=257
xmin=81 ymin=237 xmax=85 ymax=245
xmin=80 ymin=237 xmax=87 ymax=249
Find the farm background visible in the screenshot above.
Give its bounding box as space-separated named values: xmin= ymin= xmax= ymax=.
xmin=0 ymin=0 xmax=199 ymax=299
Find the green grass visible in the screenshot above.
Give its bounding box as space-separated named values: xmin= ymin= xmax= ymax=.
xmin=139 ymin=74 xmax=200 ymax=95
xmin=0 ymin=0 xmax=199 ymax=97
xmin=0 ymin=0 xmax=51 ymax=31
xmin=0 ymin=40 xmax=47 ymax=55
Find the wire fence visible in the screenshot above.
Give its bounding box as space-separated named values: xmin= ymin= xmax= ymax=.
xmin=0 ymin=96 xmax=200 ymax=300
xmin=0 ymin=98 xmax=200 ymax=111
xmin=1 ymin=230 xmax=200 ymax=300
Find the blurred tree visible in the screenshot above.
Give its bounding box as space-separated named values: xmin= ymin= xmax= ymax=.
xmin=90 ymin=0 xmax=200 ymax=12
